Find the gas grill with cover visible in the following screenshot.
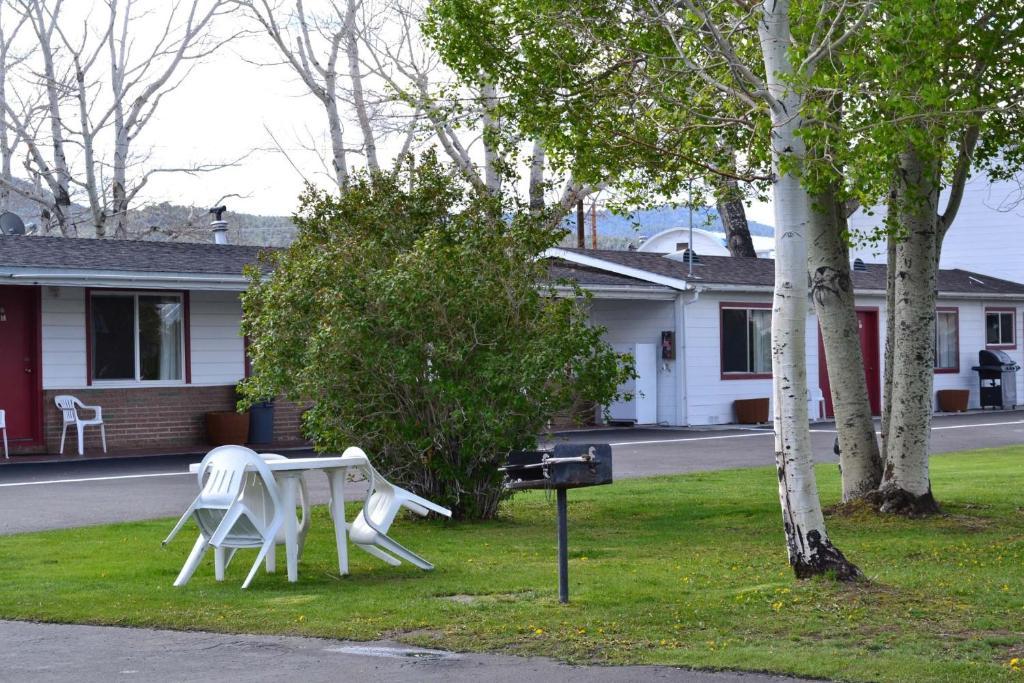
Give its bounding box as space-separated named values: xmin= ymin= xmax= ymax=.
xmin=972 ymin=350 xmax=1020 ymax=409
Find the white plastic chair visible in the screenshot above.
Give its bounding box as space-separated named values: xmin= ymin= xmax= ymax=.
xmin=54 ymin=395 xmax=106 ymax=456
xmin=0 ymin=410 xmax=7 ymax=459
xmin=162 ymin=446 xmax=284 ymax=589
xmin=344 ymin=446 xmax=452 ymax=571
xmin=221 ymin=450 xmax=311 ymax=576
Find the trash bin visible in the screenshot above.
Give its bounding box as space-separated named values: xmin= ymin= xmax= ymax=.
xmin=248 ymin=400 xmax=275 ymax=444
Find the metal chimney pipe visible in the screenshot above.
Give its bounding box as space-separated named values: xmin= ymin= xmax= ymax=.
xmin=209 ymin=205 xmax=228 ymax=245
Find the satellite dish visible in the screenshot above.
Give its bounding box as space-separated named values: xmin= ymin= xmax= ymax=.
xmin=0 ymin=211 xmax=26 ymax=235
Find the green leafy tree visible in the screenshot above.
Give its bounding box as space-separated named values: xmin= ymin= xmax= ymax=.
xmin=428 ymin=0 xmax=868 ymax=580
xmin=804 ymin=0 xmax=1024 ymax=514
xmin=239 ymin=157 xmax=631 ymax=520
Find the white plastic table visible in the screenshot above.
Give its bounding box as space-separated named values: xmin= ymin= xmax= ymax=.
xmin=189 ymin=453 xmax=370 ymax=582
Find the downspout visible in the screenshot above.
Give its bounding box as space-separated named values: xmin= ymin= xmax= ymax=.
xmin=675 ymin=286 xmax=702 ymax=426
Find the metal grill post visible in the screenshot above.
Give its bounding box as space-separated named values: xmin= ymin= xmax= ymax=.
xmin=557 ymin=488 xmax=569 ymax=604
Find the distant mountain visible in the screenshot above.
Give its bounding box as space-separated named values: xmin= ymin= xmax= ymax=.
xmin=559 ymin=204 xmax=773 ymax=251
xmin=577 ymin=205 xmax=773 ymax=238
xmin=1 ymin=177 xmax=295 ymax=246
xmin=3 ymin=176 xmax=770 ymax=250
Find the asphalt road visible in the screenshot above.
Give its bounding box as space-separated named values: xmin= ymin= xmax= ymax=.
xmin=0 ymin=621 xmax=811 ymax=683
xmin=3 ymin=410 xmax=1024 ymax=535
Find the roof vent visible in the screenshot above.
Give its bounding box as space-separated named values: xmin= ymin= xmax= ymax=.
xmin=682 ymin=249 xmax=700 ymax=264
xmin=853 ymin=258 xmax=866 ymax=272
xmin=209 ymin=205 xmax=228 ymax=245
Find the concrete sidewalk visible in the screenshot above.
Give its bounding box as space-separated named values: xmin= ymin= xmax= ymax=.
xmin=0 ymin=621 xmax=814 ymax=683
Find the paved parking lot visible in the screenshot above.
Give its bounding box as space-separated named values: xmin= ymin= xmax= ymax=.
xmin=2 ymin=410 xmax=1023 ymax=535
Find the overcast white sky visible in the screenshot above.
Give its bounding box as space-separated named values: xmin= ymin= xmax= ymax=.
xmin=140 ymin=51 xmax=778 ymax=225
xmin=16 ymin=1 xmax=778 ymax=227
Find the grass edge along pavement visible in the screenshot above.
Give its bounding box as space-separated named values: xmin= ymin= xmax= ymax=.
xmin=1 ymin=448 xmax=1024 ymax=682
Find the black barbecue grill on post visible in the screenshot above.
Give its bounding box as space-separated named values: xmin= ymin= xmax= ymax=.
xmin=972 ymin=350 xmax=1020 ymax=409
xmin=500 ymin=443 xmax=612 ymax=604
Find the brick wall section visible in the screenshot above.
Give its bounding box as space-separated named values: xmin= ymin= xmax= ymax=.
xmin=41 ymin=386 xmax=307 ymax=454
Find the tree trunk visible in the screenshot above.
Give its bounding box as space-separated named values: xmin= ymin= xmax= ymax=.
xmin=880 ymin=230 xmax=896 ymax=464
xmin=481 ymin=82 xmax=501 ymax=195
xmin=808 ymin=188 xmax=883 ymax=500
xmin=111 ymin=131 xmax=128 ymax=238
xmin=712 ymin=171 xmax=757 ymax=257
xmin=77 ymin=61 xmax=108 ymax=238
xmin=529 ymin=140 xmax=545 ymax=214
xmin=875 ymin=145 xmax=941 ymax=515
xmin=758 ymin=0 xmax=860 ymax=580
xmin=0 ymin=54 xmax=10 ymax=214
xmin=345 ymin=0 xmax=378 ymax=173
xmin=718 ymin=194 xmax=757 ymax=257
xmin=324 ymin=91 xmax=350 ymax=191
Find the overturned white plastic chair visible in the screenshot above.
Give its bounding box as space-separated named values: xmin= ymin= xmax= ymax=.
xmin=163 ymin=446 xmax=285 ymax=588
xmin=344 ymin=446 xmax=452 ymax=571
xmin=54 ymin=395 xmax=106 ymax=456
xmin=0 ymin=410 xmax=7 ymax=459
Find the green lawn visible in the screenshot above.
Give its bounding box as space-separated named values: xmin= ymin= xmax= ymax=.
xmin=2 ymin=448 xmax=1024 ymax=682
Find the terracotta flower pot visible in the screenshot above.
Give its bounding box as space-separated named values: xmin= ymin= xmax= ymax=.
xmin=936 ymin=389 xmax=970 ymax=413
xmin=734 ymin=397 xmax=770 ymax=424
xmin=206 ymin=411 xmax=251 ymax=446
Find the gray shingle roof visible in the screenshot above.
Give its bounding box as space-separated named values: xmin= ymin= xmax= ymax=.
xmin=556 ymin=248 xmax=1024 ymax=295
xmin=0 ymin=235 xmax=271 ymax=275
xmin=547 ymin=258 xmax=668 ymax=288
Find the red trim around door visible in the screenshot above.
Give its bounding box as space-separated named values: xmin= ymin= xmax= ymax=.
xmin=819 ymin=307 xmax=881 ymax=418
xmin=0 ymin=285 xmax=44 ymax=448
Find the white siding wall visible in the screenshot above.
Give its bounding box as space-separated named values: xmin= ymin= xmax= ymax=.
xmin=588 ymin=299 xmax=678 ymax=425
xmin=40 ymin=286 xmax=245 ymax=389
xmin=681 ymin=291 xmax=820 ymax=426
xmin=41 ymin=286 xmax=87 ymax=389
xmin=677 ymin=291 xmax=1024 ymax=424
xmin=930 ymin=299 xmax=1024 ymax=410
xmin=848 ymin=176 xmax=1024 ymax=285
xmin=189 ymin=290 xmax=245 ymax=386
xmin=857 ymin=296 xmax=1024 ymax=412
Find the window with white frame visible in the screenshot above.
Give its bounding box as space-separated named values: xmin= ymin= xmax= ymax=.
xmin=985 ymin=309 xmax=1015 ymax=347
xmin=934 ymin=309 xmax=958 ymax=371
xmin=91 ymin=292 xmax=184 ymax=382
xmin=721 ymin=306 xmax=772 ymax=375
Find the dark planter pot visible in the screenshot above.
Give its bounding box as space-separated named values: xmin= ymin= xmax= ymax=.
xmin=734 ymin=397 xmax=770 ymax=424
xmin=206 ymin=411 xmax=251 ymax=446
xmin=937 ymin=389 xmax=970 ymax=413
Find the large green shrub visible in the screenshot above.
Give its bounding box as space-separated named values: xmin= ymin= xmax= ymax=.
xmin=240 ymin=159 xmax=631 ymax=519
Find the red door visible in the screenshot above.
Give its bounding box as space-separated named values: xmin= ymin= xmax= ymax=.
xmin=819 ymin=309 xmax=881 ymax=417
xmin=0 ymin=286 xmax=42 ymax=446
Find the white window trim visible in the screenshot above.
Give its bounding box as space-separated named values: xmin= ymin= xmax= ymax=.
xmin=985 ymin=309 xmax=1016 ymax=349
